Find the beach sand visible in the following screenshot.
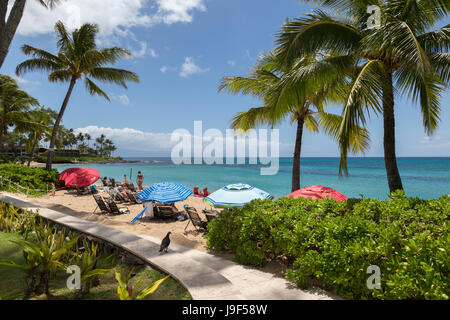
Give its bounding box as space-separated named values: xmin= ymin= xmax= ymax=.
xmin=4 ymin=189 xmax=217 ymax=252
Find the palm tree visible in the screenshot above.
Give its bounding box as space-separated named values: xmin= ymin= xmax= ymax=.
xmin=19 ymin=106 xmax=57 ymax=166
xmin=0 ymin=74 xmax=38 ymax=144
xmin=275 ymin=1 xmax=449 ymax=193
xmin=0 ymin=0 xmax=60 ymax=70
xmin=76 ymin=132 xmax=84 ymax=145
xmin=84 ymin=133 xmax=91 ymax=149
xmin=16 ymin=21 xmax=139 ymax=170
xmin=95 ymin=134 xmax=106 ymax=156
xmin=219 ymin=52 xmax=369 ymax=191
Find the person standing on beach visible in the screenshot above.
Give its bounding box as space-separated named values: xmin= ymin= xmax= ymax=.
xmin=123 ymin=174 xmax=129 ymax=185
xmin=137 ymin=171 xmax=144 ymax=191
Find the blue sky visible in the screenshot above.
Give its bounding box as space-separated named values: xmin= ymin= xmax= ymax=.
xmin=3 ymin=0 xmax=450 ymax=157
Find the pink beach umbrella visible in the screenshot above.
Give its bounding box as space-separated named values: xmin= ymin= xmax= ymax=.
xmin=285 ymin=185 xmax=348 ymax=202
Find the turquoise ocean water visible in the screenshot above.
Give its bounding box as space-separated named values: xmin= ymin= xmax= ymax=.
xmin=55 ymin=157 xmax=450 ymax=200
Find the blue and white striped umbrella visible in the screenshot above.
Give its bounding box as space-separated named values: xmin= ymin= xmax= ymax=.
xmin=136 ymin=182 xmax=192 ymax=204
xmin=205 ymin=183 xmax=273 ymax=207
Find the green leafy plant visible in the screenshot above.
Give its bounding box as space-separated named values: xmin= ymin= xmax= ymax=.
xmin=0 ymin=164 xmax=58 ymax=196
xmin=115 ymin=267 xmax=169 ymax=300
xmin=68 ymin=239 xmax=114 ymax=298
xmin=0 ymin=202 xmax=19 ymax=232
xmin=206 ymin=192 xmax=449 ymax=299
xmin=0 ymin=220 xmax=79 ymax=296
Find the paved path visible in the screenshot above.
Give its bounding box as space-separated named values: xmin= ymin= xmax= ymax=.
xmin=1 ymin=193 xmax=339 ymax=300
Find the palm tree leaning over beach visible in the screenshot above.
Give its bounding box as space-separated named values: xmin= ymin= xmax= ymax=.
xmin=275 ymin=0 xmax=449 ymax=193
xmin=219 ymin=52 xmax=370 ymax=191
xmin=16 ymin=21 xmax=139 ymax=170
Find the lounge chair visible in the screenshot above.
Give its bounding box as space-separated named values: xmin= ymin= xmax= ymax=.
xmin=126 ymin=190 xmax=142 ymax=204
xmin=184 ymin=204 xmax=208 ymax=233
xmin=204 ymin=212 xmax=216 ymax=223
xmin=127 ymin=183 xmax=137 ymax=192
xmin=104 ymin=198 xmax=129 ymax=215
xmin=154 ymin=203 xmax=178 ymax=220
xmin=74 ymin=184 xmax=90 ymax=196
xmin=104 ymin=188 xmax=128 ymax=203
xmin=93 ymin=195 xmax=111 ymax=214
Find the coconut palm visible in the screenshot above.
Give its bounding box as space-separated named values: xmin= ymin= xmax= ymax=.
xmin=16 ymin=21 xmax=139 ymax=170
xmin=219 ymin=52 xmax=369 ymax=191
xmin=0 ymin=74 xmax=39 ymax=145
xmin=19 ymin=106 xmax=57 ymax=166
xmin=275 ymin=0 xmax=449 ymax=193
xmin=84 ymin=133 xmax=91 ymax=149
xmin=0 ymin=0 xmax=60 ymax=70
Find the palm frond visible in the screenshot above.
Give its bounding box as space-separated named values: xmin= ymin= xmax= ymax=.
xmin=418 ymin=25 xmax=450 ymax=53
xmin=395 ymin=64 xmax=443 ymax=134
xmin=230 ymin=106 xmax=276 ymax=131
xmin=275 ymin=11 xmax=362 ymax=66
xmin=427 ymin=52 xmax=450 ymax=83
xmin=48 ymin=70 xmax=73 ymax=83
xmin=84 ymin=77 xmax=110 ymax=101
xmin=16 ymin=58 xmax=62 ymax=76
xmin=89 ymin=67 xmax=139 ymax=87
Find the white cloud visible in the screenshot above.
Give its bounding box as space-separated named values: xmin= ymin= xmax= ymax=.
xmin=11 ymin=75 xmax=40 ymax=86
xmin=160 ymin=65 xmax=176 ymax=73
xmin=179 ymin=57 xmax=209 ymax=78
xmin=112 ymin=94 xmax=131 ymax=106
xmin=148 ymin=48 xmax=159 ymax=58
xmin=131 ymin=41 xmax=158 ymax=58
xmin=74 ymin=126 xmax=174 ymax=153
xmin=13 ymin=0 xmax=208 ymax=40
xmin=74 ymin=125 xmax=292 ymax=157
xmin=418 ymin=135 xmax=450 ymax=149
xmin=227 ymin=60 xmax=236 ymax=67
xmin=154 ymin=0 xmax=207 ymax=24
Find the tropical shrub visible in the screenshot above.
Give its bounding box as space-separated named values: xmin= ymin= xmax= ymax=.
xmin=0 ymin=164 xmax=58 ymax=195
xmin=0 ymin=219 xmax=79 ymax=296
xmin=0 ymin=202 xmax=19 ymax=232
xmin=206 ymin=191 xmax=449 ymax=299
xmin=68 ymin=239 xmax=114 ymax=298
xmin=115 ymin=267 xmax=169 ymax=300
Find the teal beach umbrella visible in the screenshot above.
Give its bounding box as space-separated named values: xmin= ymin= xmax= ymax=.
xmin=205 ymin=183 xmax=273 ymax=207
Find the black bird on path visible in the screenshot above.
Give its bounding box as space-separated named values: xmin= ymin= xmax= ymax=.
xmin=159 ymin=232 xmax=171 ymax=253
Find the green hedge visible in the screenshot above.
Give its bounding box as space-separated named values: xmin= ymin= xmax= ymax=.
xmin=206 ymin=191 xmax=449 ymax=299
xmin=0 ymin=164 xmax=59 ymax=196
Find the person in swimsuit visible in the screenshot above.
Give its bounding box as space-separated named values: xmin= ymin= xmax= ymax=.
xmin=137 ymin=171 xmax=144 ymax=191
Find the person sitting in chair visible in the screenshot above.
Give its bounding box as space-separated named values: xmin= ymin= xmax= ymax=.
xmin=101 ymin=177 xmax=108 ymax=186
xmin=203 ymin=187 xmax=210 ymax=197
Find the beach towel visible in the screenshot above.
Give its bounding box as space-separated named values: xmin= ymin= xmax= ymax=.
xmin=143 ymin=201 xmax=154 ymax=218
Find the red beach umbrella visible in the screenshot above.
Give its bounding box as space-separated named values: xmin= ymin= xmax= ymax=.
xmin=286 ymin=185 xmax=348 ymax=202
xmin=58 ymin=167 xmax=100 ymax=188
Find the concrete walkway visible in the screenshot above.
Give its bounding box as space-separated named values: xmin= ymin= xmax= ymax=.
xmin=1 ymin=193 xmax=339 ymax=300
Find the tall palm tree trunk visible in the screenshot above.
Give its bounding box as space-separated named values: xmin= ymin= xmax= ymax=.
xmin=46 ymin=77 xmax=77 ymax=170
xmin=27 ymin=136 xmax=38 ymax=167
xmin=0 ymin=0 xmax=26 ymax=70
xmin=382 ymin=72 xmax=403 ymax=193
xmin=292 ymin=115 xmax=305 ymax=192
